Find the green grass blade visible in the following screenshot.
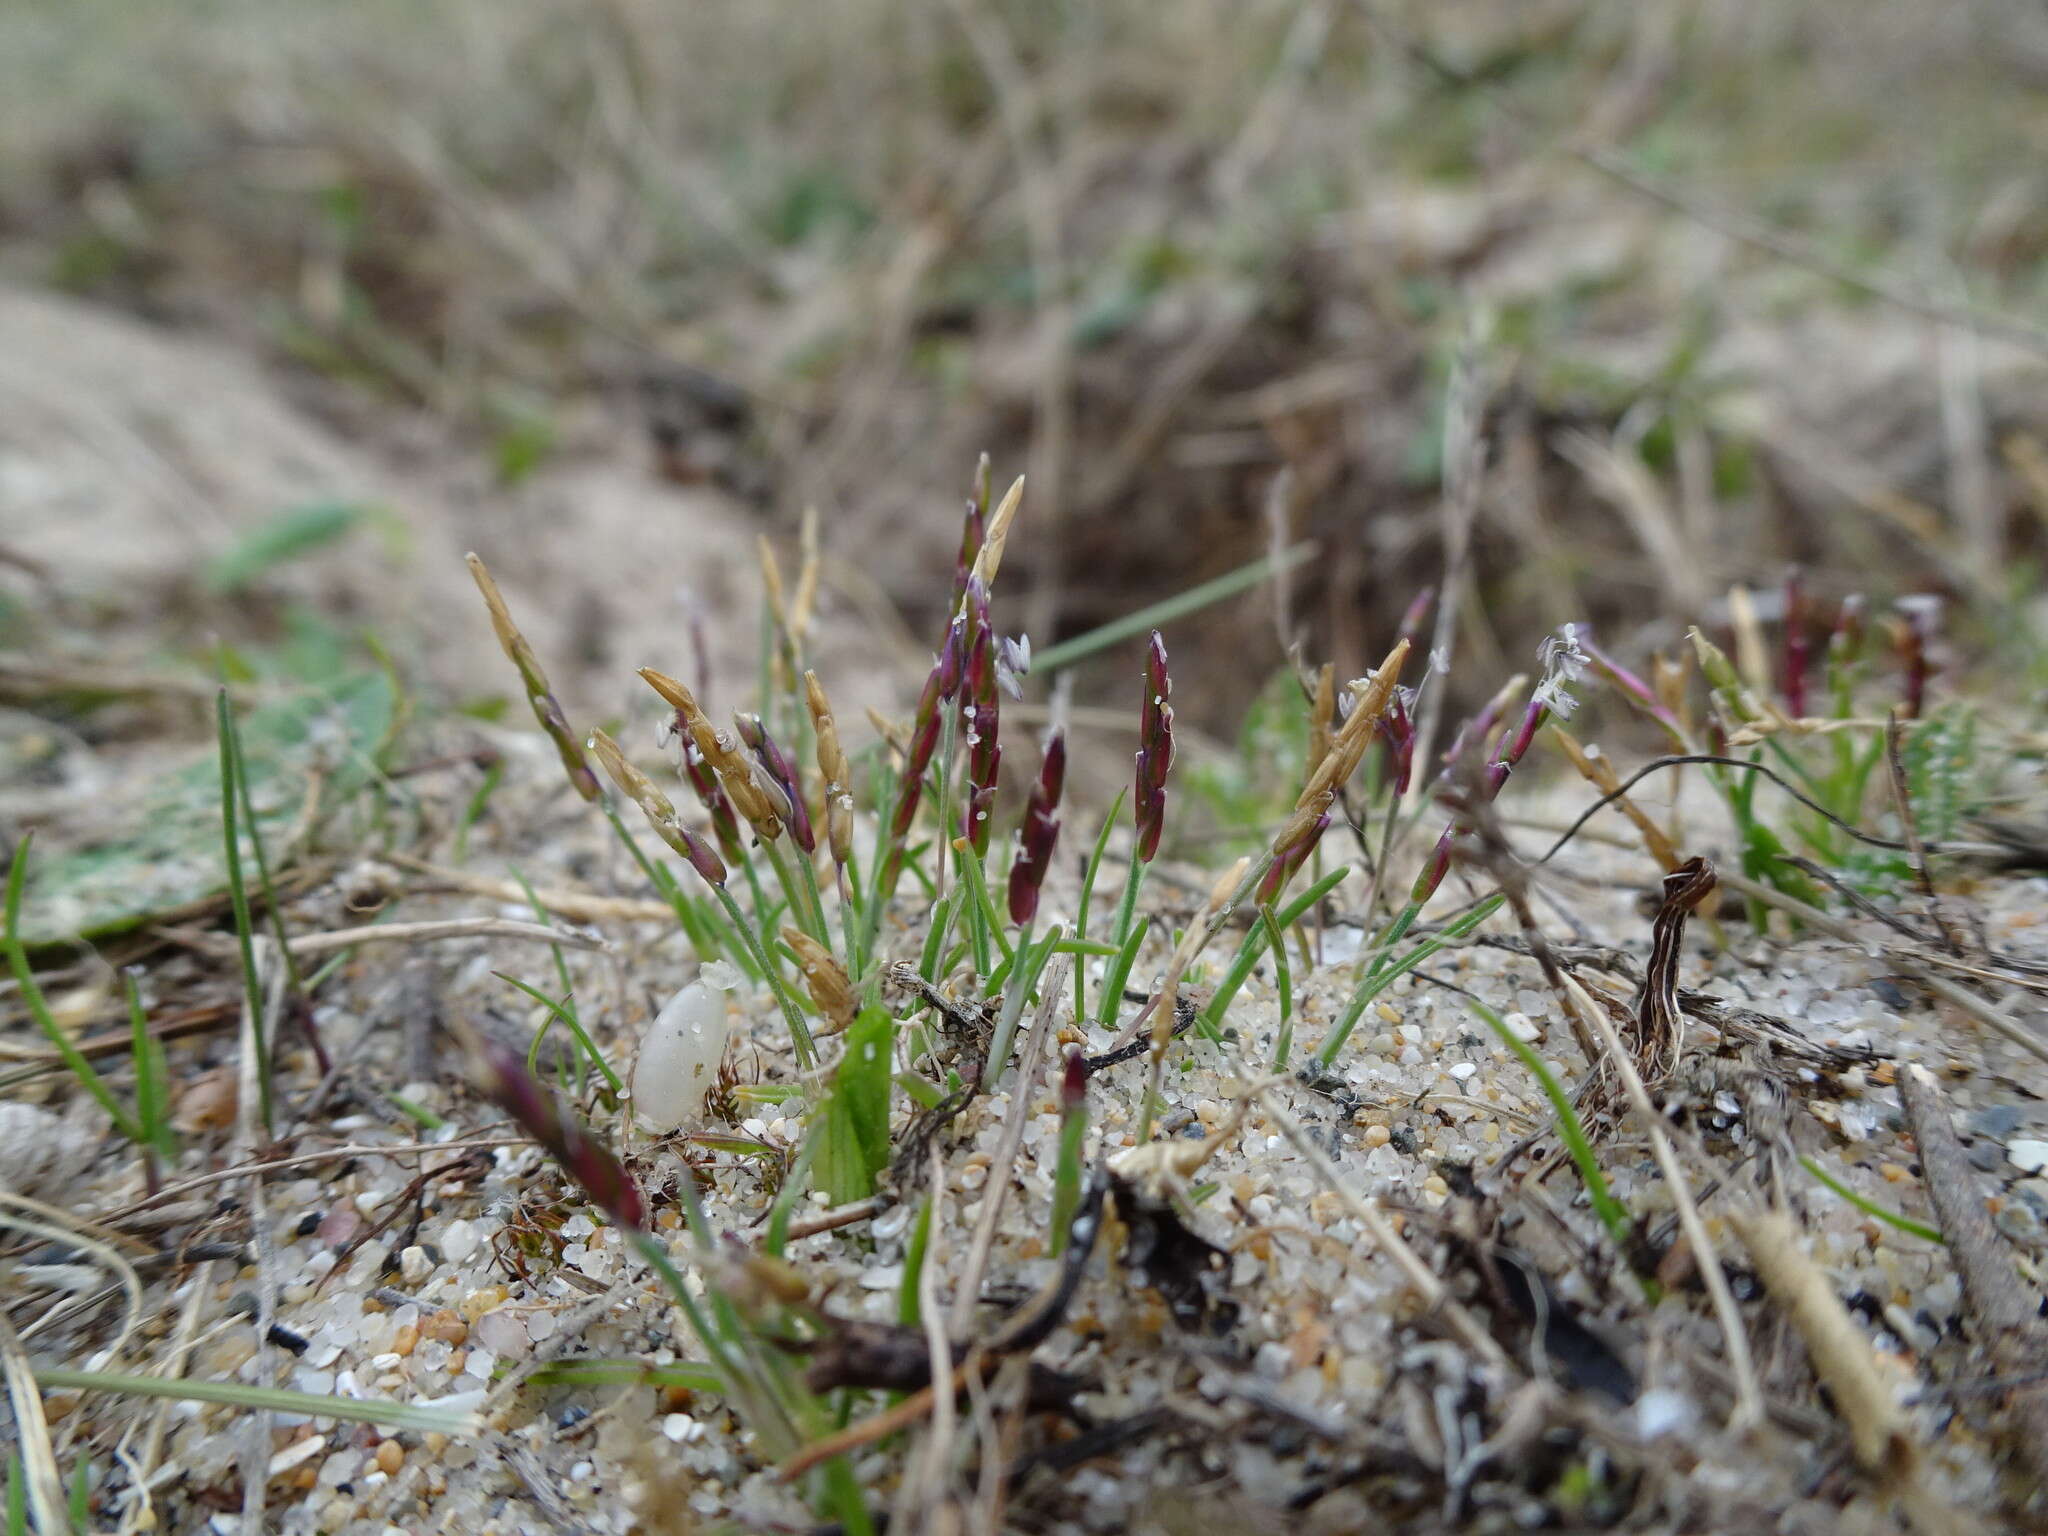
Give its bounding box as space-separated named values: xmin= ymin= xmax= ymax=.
xmin=66 ymin=1458 xmax=88 ymax=1530
xmin=1072 ymin=789 xmax=1126 ymax=1024
xmin=1315 ymin=894 xmax=1504 ymax=1065
xmin=31 ymin=1368 xmax=478 ymax=1435
xmin=494 ymin=972 xmax=624 ymax=1097
xmin=124 ymin=972 xmax=177 ymax=1167
xmin=216 ymin=689 xmax=273 ymax=1132
xmin=4 ymin=836 xmax=141 ymax=1142
xmin=1201 ymin=862 xmax=1350 ymax=1037
xmin=1466 ymin=997 xmax=1648 ymax=1295
xmin=1263 ymin=904 xmax=1295 ymax=1069
xmin=1032 ymin=542 xmax=1318 ymax=674
xmin=898 ymin=1194 xmax=935 ymax=1328
xmin=221 ymin=690 xmax=306 ymax=996
xmin=1799 ymin=1156 xmax=1944 ymax=1243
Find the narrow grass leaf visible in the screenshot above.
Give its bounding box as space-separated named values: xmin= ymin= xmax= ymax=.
xmin=1800 ymin=1156 xmax=1944 ymax=1243
xmin=1032 ymin=543 xmax=1318 ymax=673
xmin=4 ymin=837 xmax=139 ymax=1142
xmin=31 ymin=1368 xmax=478 ymax=1435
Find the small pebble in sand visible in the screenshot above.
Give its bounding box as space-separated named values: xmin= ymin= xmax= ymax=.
xmin=440 ymin=1218 xmax=481 ymax=1262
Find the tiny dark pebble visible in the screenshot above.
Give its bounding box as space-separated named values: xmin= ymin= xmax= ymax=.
xmin=1390 ymin=1126 xmax=1420 ymax=1154
xmin=1970 ymin=1103 xmax=2023 ymax=1140
xmin=1870 ymin=979 xmax=1911 ymax=1010
xmin=268 ymin=1323 xmax=310 ymax=1355
xmin=1966 ymin=1140 xmax=2007 ymax=1173
xmin=225 ymin=1290 xmax=259 ymax=1320
xmin=295 ymin=1211 xmax=324 ymax=1238
xmin=557 ymin=1406 xmax=590 ymax=1430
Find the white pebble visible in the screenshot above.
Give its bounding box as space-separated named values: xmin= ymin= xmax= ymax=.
xmin=1635 ymin=1388 xmax=1696 ymax=1440
xmin=267 ymin=1436 xmax=326 ymax=1477
xmin=1448 ymin=1062 xmax=1478 ymax=1081
xmin=398 ymin=1245 xmax=432 ymax=1283
xmin=633 ymin=981 xmax=733 ymax=1132
xmin=440 ymin=1218 xmax=481 ymax=1263
xmin=2009 ymin=1140 xmax=2048 ymax=1174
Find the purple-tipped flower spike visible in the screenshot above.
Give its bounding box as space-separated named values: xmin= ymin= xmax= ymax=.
xmin=1060 ymin=1042 xmax=1087 ymax=1111
xmin=1783 ymin=568 xmax=1812 ymax=718
xmin=466 ymin=553 xmax=602 ymax=802
xmin=963 ymin=621 xmax=1001 ymax=855
xmin=1378 ymin=686 xmax=1418 ymax=796
xmin=1441 ymin=676 xmax=1521 ymax=776
xmin=1579 ymin=629 xmax=1687 ymax=745
xmin=934 ymin=611 xmax=966 ymax=701
xmin=1008 ymin=730 xmax=1066 ymax=926
xmin=591 ymin=729 xmax=729 ymax=888
xmin=735 ymin=714 xmax=814 ymax=855
xmin=888 ymin=651 xmax=952 ymax=843
xmin=1410 ymin=629 xmax=1583 ymax=907
xmin=1258 ymin=808 xmax=1328 ymax=905
xmin=1133 ymin=631 xmax=1174 ymax=864
xmin=476 ymin=1035 xmax=645 ymax=1230
xmin=680 ymin=736 xmax=746 ymax=863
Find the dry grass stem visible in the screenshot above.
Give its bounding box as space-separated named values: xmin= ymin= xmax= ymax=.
xmin=948 ymin=957 xmax=1072 ymax=1335
xmin=1726 ymin=1205 xmax=1968 ymax=1536
xmin=0 ymin=1307 xmax=68 ymax=1535
xmin=1899 ymin=1065 xmax=2048 ymax=1489
xmin=783 ymin=927 xmax=856 ymax=1033
xmin=1550 ymin=725 xmax=1681 ymax=871
xmin=1556 ymin=971 xmax=1762 ymax=1428
xmin=1254 ymin=1086 xmax=1511 ymax=1372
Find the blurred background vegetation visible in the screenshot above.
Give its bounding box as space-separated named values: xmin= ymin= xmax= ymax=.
xmin=3 ymin=0 xmax=2047 ymax=738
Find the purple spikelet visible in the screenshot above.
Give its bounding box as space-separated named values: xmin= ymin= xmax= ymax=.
xmin=477 ymin=1037 xmax=645 ymax=1230
xmin=1133 ymin=631 xmax=1174 ymax=864
xmin=1008 ymin=730 xmax=1066 ymax=926
xmin=735 ymin=713 xmax=814 ymax=855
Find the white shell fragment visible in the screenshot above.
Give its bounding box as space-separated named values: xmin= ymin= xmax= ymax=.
xmin=2007 ymin=1139 xmax=2048 ymax=1174
xmin=633 ymin=979 xmax=733 ymax=1131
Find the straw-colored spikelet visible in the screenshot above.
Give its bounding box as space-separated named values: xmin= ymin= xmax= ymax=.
xmin=1273 ymin=638 xmax=1410 ymax=861
xmin=588 ymin=729 xmax=727 ymax=886
xmin=465 ymin=553 xmax=600 ymax=801
xmin=791 ymin=507 xmax=820 ymax=644
xmin=1550 ymin=725 xmax=1681 ymax=872
xmin=639 ymin=667 xmax=784 ymax=841
xmin=805 ymin=671 xmax=855 ymax=869
xmin=783 ymin=927 xmax=855 ymax=1034
xmin=967 ymin=475 xmax=1025 ymax=588
xmin=1305 ymin=662 xmax=1336 ymax=784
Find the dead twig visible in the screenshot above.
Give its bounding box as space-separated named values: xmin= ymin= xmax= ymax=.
xmin=1898 ymin=1065 xmax=2048 ymax=1490
xmin=1726 ymin=1204 xmax=1969 ymax=1536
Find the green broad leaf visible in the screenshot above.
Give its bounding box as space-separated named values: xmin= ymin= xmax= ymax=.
xmin=204 ymin=501 xmax=373 ymax=593
xmin=812 ymin=1003 xmax=893 ymax=1205
xmin=11 ymin=672 xmax=396 ymax=947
